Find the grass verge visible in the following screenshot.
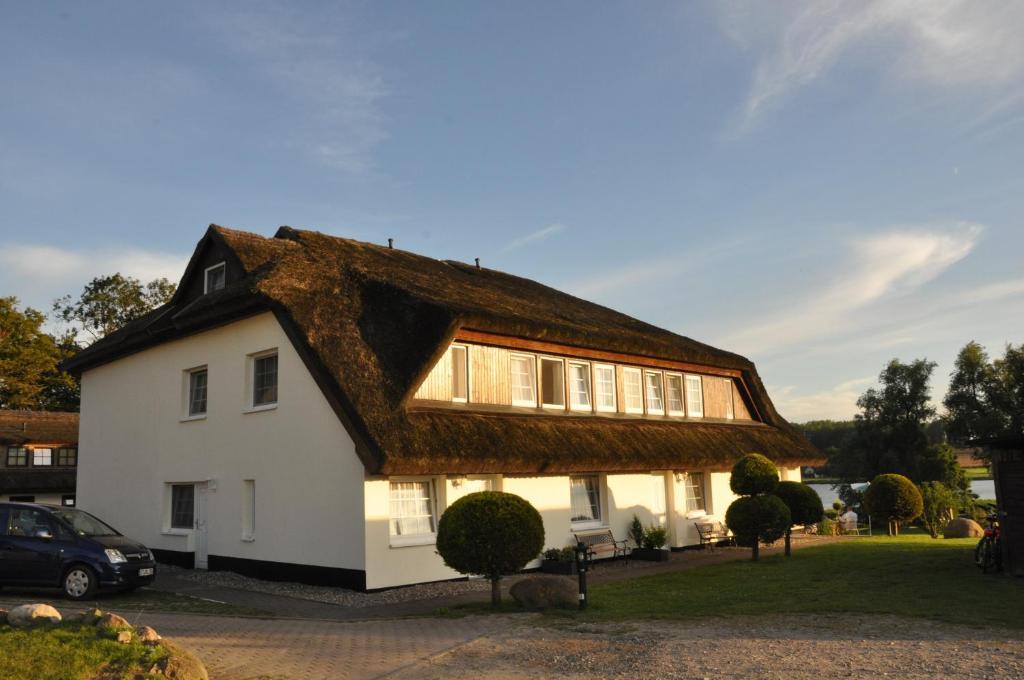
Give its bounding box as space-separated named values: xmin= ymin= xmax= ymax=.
xmin=0 ymin=587 xmax=268 ymax=617
xmin=0 ymin=622 xmax=168 ymax=680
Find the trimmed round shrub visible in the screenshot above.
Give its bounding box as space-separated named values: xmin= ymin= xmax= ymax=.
xmin=725 ymin=495 xmax=791 ymax=559
xmin=774 ymin=481 xmax=824 ymax=526
xmin=863 ymin=473 xmax=923 ymax=534
xmin=436 ymin=491 xmax=544 ymax=604
xmin=730 ymin=453 xmax=780 ymax=496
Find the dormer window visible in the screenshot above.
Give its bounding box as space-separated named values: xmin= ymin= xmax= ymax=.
xmin=204 ymin=262 xmax=226 ymax=293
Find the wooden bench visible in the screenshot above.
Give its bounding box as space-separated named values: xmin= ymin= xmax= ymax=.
xmin=695 ymin=521 xmax=734 ymax=549
xmin=573 ymin=529 xmax=630 ymax=564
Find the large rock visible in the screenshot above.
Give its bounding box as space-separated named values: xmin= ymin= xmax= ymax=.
xmin=138 ymin=625 xmax=162 ymax=645
xmin=945 ymin=517 xmax=985 ymax=538
xmin=7 ymin=604 xmax=62 ymax=627
xmin=158 ymin=640 xmax=210 ymax=680
xmin=95 ymin=612 xmax=132 ymax=632
xmin=509 ymin=576 xmax=578 ymax=610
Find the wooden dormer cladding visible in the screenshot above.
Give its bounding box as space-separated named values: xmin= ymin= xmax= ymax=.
xmin=412 ymin=332 xmax=758 ymax=422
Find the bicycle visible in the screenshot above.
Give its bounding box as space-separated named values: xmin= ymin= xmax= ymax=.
xmin=975 ymin=512 xmax=1003 ymax=573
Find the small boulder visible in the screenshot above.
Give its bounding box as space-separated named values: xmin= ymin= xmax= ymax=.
xmin=138 ymin=626 xmax=162 ymax=645
xmin=7 ymin=604 xmax=62 ymax=627
xmin=159 ymin=640 xmax=210 ymax=680
xmin=116 ymin=630 xmax=133 ymax=644
xmin=96 ymin=612 xmax=132 ymax=632
xmin=944 ymin=517 xmax=985 ymax=539
xmin=81 ymin=608 xmax=104 ymax=624
xmin=509 ymin=576 xmax=578 ymax=610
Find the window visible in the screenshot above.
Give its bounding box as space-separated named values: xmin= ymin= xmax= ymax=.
xmin=568 ymin=361 xmax=592 ymax=411
xmin=593 ymin=364 xmax=616 ymax=412
xmin=204 ymin=262 xmax=226 ymax=293
xmin=6 ymin=447 xmax=27 ymax=467
xmin=644 ymin=371 xmax=665 ymax=415
xmin=389 ymin=480 xmax=437 ymax=542
xmin=187 ymin=368 xmax=208 ymax=416
xmin=57 ymin=448 xmax=77 ymax=466
xmin=61 ymin=494 xmax=76 ymax=507
xmin=666 ymin=374 xmax=685 ymax=416
xmin=540 ymin=357 xmax=565 ymax=408
xmin=570 ymin=475 xmax=603 ymax=526
xmin=685 ymin=374 xmax=704 ymax=418
xmin=510 ymin=354 xmax=537 ymax=406
xmin=170 ymin=484 xmax=195 ymax=530
xmin=451 ymin=345 xmax=468 ymax=402
xmin=622 ymin=368 xmax=644 ymax=414
xmin=459 ymin=475 xmax=500 ymax=493
xmin=242 ymin=480 xmax=255 ymax=540
xmin=5 ymin=507 xmax=52 ymax=537
xmin=724 ymin=380 xmax=735 ymax=419
xmin=251 ymin=352 xmax=278 ymax=407
xmin=685 ymin=472 xmax=706 ymax=513
xmin=32 ymin=448 xmax=52 ymax=467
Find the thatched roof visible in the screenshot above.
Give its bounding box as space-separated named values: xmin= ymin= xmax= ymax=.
xmin=0 ymin=410 xmax=79 ymax=447
xmin=65 ymin=225 xmax=820 ymax=474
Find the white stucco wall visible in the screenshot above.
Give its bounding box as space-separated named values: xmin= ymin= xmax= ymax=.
xmin=77 ymin=312 xmax=366 ymax=572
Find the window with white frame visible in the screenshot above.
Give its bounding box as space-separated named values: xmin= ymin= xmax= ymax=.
xmin=570 ymin=475 xmax=604 ymax=526
xmin=242 ymin=479 xmax=255 ymax=540
xmin=685 ymin=472 xmax=706 ymax=513
xmin=644 ymin=371 xmax=665 ymax=415
xmin=666 ymin=373 xmax=684 ymax=416
xmin=685 ymin=374 xmax=704 ymax=417
xmin=459 ymin=475 xmax=501 ymax=493
xmin=249 ymin=351 xmax=278 ymax=408
xmin=568 ymin=361 xmax=592 ymax=411
xmin=622 ymin=368 xmax=644 ymax=414
xmin=540 ymin=357 xmax=565 ymax=408
xmin=593 ymin=364 xmax=616 ymax=412
xmin=32 ymin=448 xmax=52 ymax=466
xmin=204 ymin=262 xmax=226 ymax=293
xmin=510 ymin=354 xmax=537 ymax=406
xmin=187 ymin=367 xmax=208 ymax=417
xmin=724 ymin=379 xmax=735 ymax=419
xmin=451 ymin=345 xmax=468 ymax=402
xmin=389 ymin=480 xmax=438 ymax=542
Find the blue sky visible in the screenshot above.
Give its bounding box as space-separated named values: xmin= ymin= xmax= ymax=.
xmin=2 ymin=1 xmax=1023 ymax=421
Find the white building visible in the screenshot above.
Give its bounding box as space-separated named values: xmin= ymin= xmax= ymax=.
xmin=66 ymin=225 xmax=820 ymax=590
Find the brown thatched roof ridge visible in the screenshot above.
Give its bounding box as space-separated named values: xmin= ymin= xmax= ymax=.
xmin=65 ymin=224 xmax=819 ymax=474
xmin=0 ymin=410 xmax=79 ymax=446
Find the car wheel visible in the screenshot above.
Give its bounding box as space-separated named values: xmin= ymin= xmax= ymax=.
xmin=63 ymin=565 xmax=98 ymax=600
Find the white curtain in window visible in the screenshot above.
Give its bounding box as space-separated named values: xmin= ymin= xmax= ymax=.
xmin=594 ymin=365 xmax=616 ymax=410
xmin=645 ymin=372 xmax=664 ymax=413
xmin=570 ymin=476 xmax=601 ymax=522
xmin=389 ymin=481 xmax=436 ymax=536
xmin=666 ymin=374 xmax=684 ymax=414
xmin=623 ymin=370 xmax=643 ymax=412
xmin=685 ymin=375 xmax=703 ymax=417
xmin=569 ymin=363 xmax=591 ymax=409
xmin=510 ymin=356 xmax=536 ymax=404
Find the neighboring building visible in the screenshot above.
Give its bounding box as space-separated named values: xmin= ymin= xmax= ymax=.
xmin=0 ymin=409 xmax=78 ymax=506
xmin=65 ymin=225 xmax=820 ymax=590
xmin=979 ymin=437 xmax=1023 ymax=578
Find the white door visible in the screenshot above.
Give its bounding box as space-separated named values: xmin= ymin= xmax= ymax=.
xmin=195 ymin=482 xmax=209 ymax=570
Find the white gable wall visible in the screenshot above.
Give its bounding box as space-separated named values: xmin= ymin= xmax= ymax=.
xmin=77 ymin=312 xmax=366 ymax=573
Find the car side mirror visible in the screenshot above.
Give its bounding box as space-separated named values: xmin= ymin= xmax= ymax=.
xmin=33 ymin=528 xmax=53 ymax=540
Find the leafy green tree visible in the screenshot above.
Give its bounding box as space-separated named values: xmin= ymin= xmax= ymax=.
xmin=944 ymin=342 xmax=1005 ymax=450
xmin=0 ymin=297 xmax=79 ymax=411
xmin=774 ymin=481 xmax=824 ymax=556
xmin=726 ymin=453 xmax=785 ymax=561
xmin=436 ymin=491 xmax=544 ymax=605
xmin=990 ymin=344 xmax=1024 ymax=442
xmin=53 ymin=273 xmax=176 ymax=343
xmin=729 ymin=453 xmax=780 ymax=496
xmin=918 ymin=481 xmax=957 ymax=539
xmin=863 ymin=473 xmax=923 ymax=536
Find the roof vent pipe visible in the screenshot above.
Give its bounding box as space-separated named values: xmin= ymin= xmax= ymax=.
xmin=475 ymin=258 xmax=481 ymax=269
xmin=387 ymin=238 xmax=393 ymax=249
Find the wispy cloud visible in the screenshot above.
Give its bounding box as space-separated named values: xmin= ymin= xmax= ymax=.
xmin=720 ymin=0 xmax=1024 ymax=130
xmin=722 ymin=222 xmax=983 ymax=355
xmin=199 ymin=4 xmax=389 ymax=174
xmin=501 ymin=223 xmax=566 ymax=253
xmin=770 ymin=375 xmax=875 ymax=421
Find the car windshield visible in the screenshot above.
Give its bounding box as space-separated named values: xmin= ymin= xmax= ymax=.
xmin=51 ymin=508 xmax=120 ymax=537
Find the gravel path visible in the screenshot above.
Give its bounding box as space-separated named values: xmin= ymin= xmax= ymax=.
xmin=394 ymin=614 xmax=1024 ymax=679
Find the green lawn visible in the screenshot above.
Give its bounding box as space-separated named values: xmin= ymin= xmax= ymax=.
xmin=964 ymin=466 xmax=993 ymax=480
xmin=578 ymin=534 xmax=1021 ymax=628
xmin=0 ymin=587 xmax=268 ymax=617
xmin=0 ymin=622 xmax=168 ymax=680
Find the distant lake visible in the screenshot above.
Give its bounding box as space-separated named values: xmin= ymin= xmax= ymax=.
xmin=809 ymin=479 xmax=996 ymax=507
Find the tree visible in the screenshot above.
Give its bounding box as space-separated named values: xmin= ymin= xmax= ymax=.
xmin=726 ymin=453 xmax=785 ymax=560
xmin=435 ymin=491 xmax=544 ymax=605
xmin=918 ymin=481 xmax=957 ymax=539
xmin=863 ymin=473 xmax=923 ymax=536
xmin=774 ymin=481 xmax=824 ymax=556
xmin=0 ymin=297 xmax=79 ymax=411
xmin=53 ymin=273 xmax=176 ymax=343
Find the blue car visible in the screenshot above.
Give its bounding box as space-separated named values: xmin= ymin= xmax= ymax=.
xmin=0 ymin=502 xmax=156 ymax=600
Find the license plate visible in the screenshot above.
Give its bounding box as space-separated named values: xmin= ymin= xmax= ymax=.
xmin=139 ymin=568 xmax=154 ymax=576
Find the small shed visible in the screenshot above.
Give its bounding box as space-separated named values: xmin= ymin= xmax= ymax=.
xmin=985 ymin=437 xmax=1024 ymax=577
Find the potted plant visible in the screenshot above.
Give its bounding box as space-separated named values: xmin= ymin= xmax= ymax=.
xmin=539 ymin=546 xmax=578 ymax=575
xmin=631 ymin=524 xmax=671 ymax=561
